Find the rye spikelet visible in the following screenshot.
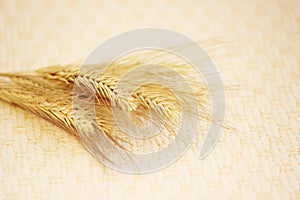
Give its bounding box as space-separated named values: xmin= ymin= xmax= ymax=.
xmin=0 ymin=40 xmax=223 ymax=158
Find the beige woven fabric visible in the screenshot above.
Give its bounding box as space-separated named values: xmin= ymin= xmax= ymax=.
xmin=0 ymin=0 xmax=299 ymax=199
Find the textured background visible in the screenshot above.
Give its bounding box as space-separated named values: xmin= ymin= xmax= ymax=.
xmin=0 ymin=0 xmax=299 ymax=199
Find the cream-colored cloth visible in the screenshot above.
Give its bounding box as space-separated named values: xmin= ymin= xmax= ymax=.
xmin=0 ymin=0 xmax=299 ymax=199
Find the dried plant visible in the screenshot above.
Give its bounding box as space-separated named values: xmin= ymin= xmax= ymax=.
xmin=0 ymin=43 xmax=220 ymax=158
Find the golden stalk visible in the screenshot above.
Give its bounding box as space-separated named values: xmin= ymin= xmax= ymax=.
xmin=0 ymin=42 xmax=220 ymax=157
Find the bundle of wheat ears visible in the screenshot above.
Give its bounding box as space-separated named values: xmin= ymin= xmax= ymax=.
xmin=0 ymin=41 xmax=223 ymax=165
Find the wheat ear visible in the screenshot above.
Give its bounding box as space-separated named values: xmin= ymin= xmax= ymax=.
xmin=0 ymin=38 xmax=229 ymax=157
